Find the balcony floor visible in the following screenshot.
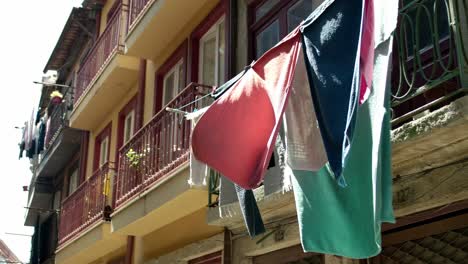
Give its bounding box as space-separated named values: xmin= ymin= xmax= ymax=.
xmin=70 ymin=54 xmax=139 ymax=130
xmin=125 ymin=0 xmax=218 ymax=59
xmin=55 ymin=222 xmax=126 ymax=264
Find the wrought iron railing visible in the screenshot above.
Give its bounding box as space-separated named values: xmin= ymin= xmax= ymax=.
xmin=113 ymin=83 xmax=212 ymax=209
xmin=127 ymin=0 xmax=152 ymax=32
xmin=58 ymin=163 xmax=115 ymax=246
xmin=391 ymin=0 xmax=468 ymax=125
xmin=44 ymin=102 xmax=68 ymax=150
xmin=74 ymin=3 xmax=127 ymax=106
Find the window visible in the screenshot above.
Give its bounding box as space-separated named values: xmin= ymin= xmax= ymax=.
xmin=68 ymin=164 xmax=79 ymax=195
xmin=163 ymin=59 xmax=185 ymax=104
xmin=250 ymin=0 xmax=313 ymax=59
xmin=99 ymin=136 xmax=109 ymax=167
xmin=154 ymin=41 xmax=187 ymax=114
xmin=123 ymin=110 xmax=135 ymax=144
xmin=94 ymin=123 xmax=112 ymax=171
xmin=199 ymin=17 xmax=226 ymax=87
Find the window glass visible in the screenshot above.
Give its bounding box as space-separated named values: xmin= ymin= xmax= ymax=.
xmin=202 ymin=34 xmax=217 ymax=86
xmin=124 ymin=110 xmax=135 ymax=144
xmin=255 ymin=20 xmax=280 ymax=58
xmin=287 ymin=0 xmax=312 ymax=32
xmin=99 ymin=136 xmax=109 ymax=167
xmin=163 ymin=60 xmax=184 ymax=104
xmin=199 ymin=17 xmax=226 ymax=87
xmin=218 ymin=20 xmax=226 ymax=85
xmin=255 ymin=0 xmax=281 ymax=22
xmin=68 ymin=166 xmax=79 ymax=195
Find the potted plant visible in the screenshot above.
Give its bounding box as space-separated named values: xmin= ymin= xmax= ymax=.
xmin=50 ymin=90 xmax=63 ymax=105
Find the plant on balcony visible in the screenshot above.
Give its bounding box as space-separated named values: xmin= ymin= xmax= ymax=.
xmin=126 ymin=148 xmax=145 ymax=168
xmin=50 ymin=90 xmax=63 ymax=105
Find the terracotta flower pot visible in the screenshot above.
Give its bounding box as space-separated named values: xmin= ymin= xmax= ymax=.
xmin=51 ymin=96 xmax=62 ymax=105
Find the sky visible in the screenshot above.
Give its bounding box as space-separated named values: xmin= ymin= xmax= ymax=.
xmin=0 ymin=1 xmax=83 ymax=262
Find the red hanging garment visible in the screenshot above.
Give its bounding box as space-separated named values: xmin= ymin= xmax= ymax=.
xmin=191 ymin=28 xmax=302 ymax=189
xmin=359 ymin=0 xmax=375 ymax=104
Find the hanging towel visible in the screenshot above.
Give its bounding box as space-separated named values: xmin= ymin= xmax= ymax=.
xmin=234 ymin=184 xmax=265 ymax=237
xmin=186 ymin=107 xmax=210 ymax=187
xmin=283 ymin=49 xmax=327 ymax=171
xmin=192 ymin=28 xmax=302 ymax=189
xmin=301 ymin=0 xmax=364 ymax=186
xmin=291 ymin=29 xmax=397 ymax=259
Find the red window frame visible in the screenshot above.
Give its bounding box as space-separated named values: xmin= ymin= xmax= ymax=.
xmin=153 ymin=41 xmax=188 ymax=115
xmin=247 ymin=0 xmax=303 ymax=60
xmin=93 ymin=122 xmax=112 ymax=171
xmin=190 ymin=0 xmax=229 ymax=83
xmin=116 ymin=96 xmax=137 ymax=163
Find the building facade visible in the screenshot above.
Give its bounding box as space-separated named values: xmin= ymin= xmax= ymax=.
xmin=0 ymin=239 xmax=21 ymax=264
xmin=23 ymin=0 xmax=468 ymax=263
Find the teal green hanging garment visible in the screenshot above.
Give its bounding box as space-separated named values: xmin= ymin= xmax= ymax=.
xmin=291 ymin=36 xmax=395 ymax=259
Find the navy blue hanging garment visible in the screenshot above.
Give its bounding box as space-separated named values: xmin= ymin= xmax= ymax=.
xmin=300 ymin=0 xmax=364 ymax=186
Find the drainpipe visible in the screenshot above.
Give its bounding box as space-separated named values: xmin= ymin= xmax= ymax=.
xmin=124 ymin=236 xmax=135 ymax=264
xmin=227 ymin=0 xmax=237 ymax=79
xmin=136 ymin=59 xmax=147 ymax=130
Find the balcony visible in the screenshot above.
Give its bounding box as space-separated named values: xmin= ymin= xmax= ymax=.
xmin=71 ymin=3 xmax=139 ymax=130
xmin=25 ymin=101 xmax=85 ymax=226
xmin=390 ymin=0 xmax=468 ymax=177
xmin=109 ymin=83 xmax=223 ymax=241
xmin=114 ymin=83 xmax=212 ymax=208
xmin=58 ymin=163 xmax=114 ymax=247
xmin=124 ymin=0 xmax=219 ymax=59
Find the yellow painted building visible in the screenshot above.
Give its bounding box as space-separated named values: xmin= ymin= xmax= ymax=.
xmin=23 ymin=0 xmax=468 ymax=263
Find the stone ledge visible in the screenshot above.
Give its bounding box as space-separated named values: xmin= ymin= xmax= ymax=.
xmin=392 ymin=95 xmax=468 ymax=176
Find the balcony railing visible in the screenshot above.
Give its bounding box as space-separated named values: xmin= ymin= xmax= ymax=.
xmin=113 ymin=83 xmax=212 ymax=208
xmin=127 ymin=0 xmax=152 ymax=32
xmin=74 ymin=3 xmax=127 ymax=106
xmin=44 ymin=102 xmax=68 ymax=151
xmin=58 ymin=163 xmax=115 ymax=246
xmin=391 ymin=0 xmax=468 ymax=125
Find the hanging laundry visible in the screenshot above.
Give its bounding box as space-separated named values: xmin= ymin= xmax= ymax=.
xmin=192 ymin=28 xmax=302 ymax=189
xmin=187 ymin=104 xmax=266 ymax=237
xmin=291 ymin=0 xmax=398 ymax=255
xmin=359 ymin=0 xmax=375 ymax=104
xmin=301 ymin=0 xmax=365 ymax=186
xmin=18 ymin=122 xmax=27 ymax=159
xmin=283 ymin=49 xmax=327 ymax=171
xmin=234 ymin=184 xmax=265 ymax=237
xmin=37 ymin=120 xmax=46 ymax=154
xmin=186 ymin=107 xmax=210 ymax=187
xmin=211 ymin=66 xmax=250 ymax=99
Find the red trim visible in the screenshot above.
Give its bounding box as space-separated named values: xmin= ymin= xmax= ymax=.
xmin=189 ymin=0 xmax=228 ymax=83
xmin=116 ymin=96 xmax=137 ymax=164
xmin=93 ymin=122 xmax=112 ymax=171
xmin=79 ymin=131 xmax=90 ymax=183
xmin=136 ymin=59 xmax=146 ymax=130
xmin=153 ymin=40 xmax=188 ymax=115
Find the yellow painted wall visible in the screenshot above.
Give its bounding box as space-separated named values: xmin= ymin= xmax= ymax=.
xmin=85 ymin=84 xmax=138 ymax=179
xmin=99 ymin=0 xmax=117 ymax=36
